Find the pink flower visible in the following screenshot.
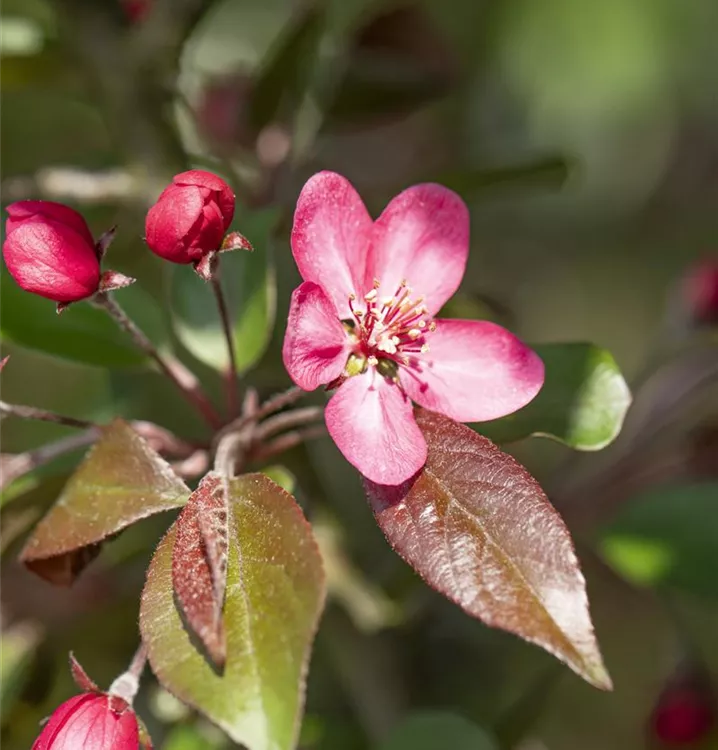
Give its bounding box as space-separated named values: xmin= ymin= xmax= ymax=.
xmin=283 ymin=171 xmax=545 ymax=484
xmin=145 ymin=170 xmax=235 ymax=266
xmin=32 ymin=693 xmax=139 ymax=750
xmin=3 ymin=201 xmax=100 ymax=303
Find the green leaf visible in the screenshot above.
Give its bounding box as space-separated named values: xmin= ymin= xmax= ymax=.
xmin=140 ymin=473 xmax=326 ymax=750
xmin=431 ymin=156 xmax=572 ymax=197
xmin=599 ymin=483 xmax=718 ymax=597
xmin=477 ymin=343 xmax=631 ymax=450
xmin=1 ymin=271 xmax=170 ymax=368
xmin=170 ymin=210 xmax=278 ymax=375
xmin=19 ymin=419 xmax=190 ymax=585
xmin=364 ymin=409 xmax=612 ymax=690
xmin=378 ymin=712 xmax=497 ymax=750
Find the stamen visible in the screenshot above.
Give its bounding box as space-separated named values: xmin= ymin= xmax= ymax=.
xmin=365 ymin=289 xmax=378 ymax=302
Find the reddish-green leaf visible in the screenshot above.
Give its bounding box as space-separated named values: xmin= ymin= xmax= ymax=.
xmin=20 ymin=419 xmax=190 ymax=585
xmin=364 ymin=410 xmax=611 ymax=690
xmin=140 ymin=473 xmax=326 ymax=750
xmin=172 ymin=473 xmax=230 ymax=668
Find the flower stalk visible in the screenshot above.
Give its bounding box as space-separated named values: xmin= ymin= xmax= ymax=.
xmin=210 ymin=269 xmax=240 ymax=418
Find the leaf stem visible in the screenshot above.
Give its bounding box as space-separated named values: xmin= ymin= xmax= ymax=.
xmin=0 ymin=400 xmax=96 ymax=430
xmin=93 ymin=293 xmax=222 ymax=429
xmin=210 ymin=270 xmax=240 ymax=419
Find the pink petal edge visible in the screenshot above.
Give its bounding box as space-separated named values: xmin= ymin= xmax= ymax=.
xmin=399 ymin=318 xmax=545 ymax=422
xmin=282 ymin=281 xmax=351 ymax=391
xmin=367 ymin=183 xmax=469 ymax=315
xmin=291 ymin=172 xmax=373 ymax=317
xmin=325 ymin=371 xmax=427 ymax=485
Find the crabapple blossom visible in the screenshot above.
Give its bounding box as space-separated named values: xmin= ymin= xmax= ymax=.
xmin=283 ymin=171 xmax=545 ymax=484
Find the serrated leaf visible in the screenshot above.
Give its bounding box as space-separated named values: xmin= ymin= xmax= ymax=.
xmin=378 ymin=711 xmax=498 ymax=750
xmin=173 ymin=473 xmax=230 ymax=668
xmin=171 ymin=210 xmax=277 ymax=375
xmin=140 ymin=473 xmax=326 ymax=750
xmin=0 ymin=270 xmax=170 ymax=368
xmin=19 ymin=419 xmax=190 ymax=585
xmin=364 ymin=409 xmax=611 ymax=690
xmin=600 ymin=483 xmax=718 ymax=597
xmin=478 ymin=343 xmax=631 ymax=450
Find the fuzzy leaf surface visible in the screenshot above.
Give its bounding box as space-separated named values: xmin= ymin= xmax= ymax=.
xmin=364 ymin=409 xmax=611 ymax=690
xmin=20 ymin=419 xmax=190 ymax=585
xmin=140 ymin=473 xmax=325 ymax=750
xmin=172 ymin=473 xmax=230 ymax=668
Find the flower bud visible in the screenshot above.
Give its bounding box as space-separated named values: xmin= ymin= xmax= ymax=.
xmin=650 ymin=664 xmax=715 ymax=745
xmin=144 ymin=170 xmax=235 ymax=265
xmin=32 ymin=693 xmax=140 ymax=750
xmin=683 ymin=259 xmax=718 ymax=327
xmin=3 ymin=201 xmax=101 ymax=303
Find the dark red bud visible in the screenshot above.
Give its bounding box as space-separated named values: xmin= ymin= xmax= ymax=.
xmin=121 ymin=0 xmax=149 ymax=23
xmin=144 ymin=170 xmax=235 ymax=265
xmin=651 ymin=666 xmax=715 ymax=745
xmin=683 ymin=260 xmax=718 ymax=326
xmin=3 ymin=201 xmax=101 ymax=303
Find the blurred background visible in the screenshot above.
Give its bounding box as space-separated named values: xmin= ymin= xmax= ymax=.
xmin=1 ymin=0 xmax=717 ymax=748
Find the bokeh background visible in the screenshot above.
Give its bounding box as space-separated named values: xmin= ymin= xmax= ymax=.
xmin=1 ymin=0 xmax=717 ymax=748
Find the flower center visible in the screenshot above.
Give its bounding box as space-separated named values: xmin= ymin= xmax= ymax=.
xmin=343 ymin=279 xmax=435 ymax=378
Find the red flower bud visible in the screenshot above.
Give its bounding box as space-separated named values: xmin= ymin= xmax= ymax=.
xmin=3 ymin=201 xmax=101 ymax=303
xmin=32 ymin=693 xmax=139 ymax=750
xmin=650 ymin=663 xmax=715 ymax=746
xmin=145 ymin=170 xmax=235 ymax=265
xmin=121 ymin=0 xmax=149 ymax=23
xmin=683 ymin=259 xmax=718 ymax=326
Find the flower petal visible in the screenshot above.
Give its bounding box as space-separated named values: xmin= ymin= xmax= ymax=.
xmin=7 ymin=201 xmax=95 ymax=248
xmin=283 ymin=282 xmax=351 ymax=391
xmin=369 ymin=184 xmax=469 ymax=315
xmin=400 ymin=319 xmax=545 ymax=422
xmin=291 ymin=172 xmax=373 ymax=316
xmin=325 ymin=372 xmax=427 ymax=485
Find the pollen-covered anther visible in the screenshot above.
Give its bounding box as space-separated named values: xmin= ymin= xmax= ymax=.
xmin=421 ymin=344 xmax=430 ymax=354
xmin=408 ymin=328 xmax=421 ymax=339
xmin=367 ymin=355 xmax=378 ymax=367
xmin=365 ymin=289 xmax=378 ymax=302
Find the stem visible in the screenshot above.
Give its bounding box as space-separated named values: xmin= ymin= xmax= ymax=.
xmin=254 ymin=406 xmax=324 ymax=441
xmin=0 ymin=401 xmax=96 ymax=430
xmin=211 ymin=271 xmax=240 ymax=419
xmin=94 ymin=293 xmax=222 ymax=429
xmin=215 ymin=385 xmax=306 ymax=444
xmin=109 ymin=643 xmax=147 ymax=705
xmin=1 ymin=428 xmax=101 ymax=490
xmin=250 ymin=425 xmax=327 ymax=463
